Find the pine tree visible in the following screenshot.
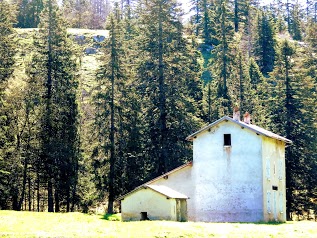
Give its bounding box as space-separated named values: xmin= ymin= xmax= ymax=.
xmin=61 ymin=0 xmax=92 ymax=28
xmin=0 ymin=0 xmax=17 ymax=209
xmin=136 ymin=0 xmax=203 ymax=176
xmin=253 ymin=9 xmax=277 ymax=76
xmin=289 ymin=3 xmax=302 ymax=40
xmin=210 ymin=0 xmax=235 ymax=116
xmin=233 ymin=0 xmax=250 ymax=32
xmin=93 ymin=4 xmax=127 ymax=213
xmin=16 ymin=0 xmax=44 ymax=28
xmin=89 ymin=0 xmax=111 ymax=29
xmin=189 ymin=0 xmax=215 ymax=45
xmin=31 ymin=0 xmax=80 ymax=212
xmin=189 ymin=0 xmax=202 ymax=36
xmin=247 ymin=57 xmax=269 ymax=125
xmin=235 ymin=50 xmax=253 ymax=115
xmin=117 ymin=1 xmax=147 ymax=195
xmin=269 ymin=39 xmax=317 ymax=220
xmin=301 ymin=20 xmax=317 ymax=217
xmin=0 ymin=2 xmax=15 ymax=86
xmin=305 ymin=0 xmax=317 ymax=21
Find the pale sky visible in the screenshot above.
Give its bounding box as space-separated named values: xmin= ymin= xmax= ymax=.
xmin=179 ymin=0 xmax=307 ymax=22
xmin=179 ymin=0 xmax=307 ymax=12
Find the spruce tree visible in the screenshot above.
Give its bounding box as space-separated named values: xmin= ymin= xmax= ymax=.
xmin=269 ymin=39 xmax=317 ymax=220
xmin=233 ymin=0 xmax=250 ymax=32
xmin=189 ymin=0 xmax=215 ymax=45
xmin=94 ymin=3 xmax=129 ymax=213
xmin=0 ymin=1 xmax=15 ymax=86
xmin=210 ymin=0 xmax=235 ymax=116
xmin=189 ymin=0 xmax=202 ymax=36
xmin=253 ymin=9 xmax=277 ymax=76
xmin=0 ymin=0 xmax=16 ymax=209
xmin=247 ymin=57 xmax=269 ymax=126
xmin=289 ymin=3 xmax=302 ymax=40
xmin=16 ymin=0 xmax=44 ymax=28
xmin=31 ymin=0 xmax=80 ymax=212
xmin=136 ymin=0 xmax=203 ymax=176
xmin=301 ymin=20 xmax=317 ymax=217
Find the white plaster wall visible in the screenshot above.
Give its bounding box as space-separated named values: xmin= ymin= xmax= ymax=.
xmin=121 ymin=188 xmax=176 ymax=221
xmin=192 ymin=121 xmax=264 ymax=222
xmin=149 ymin=166 xmax=195 ymax=220
xmin=262 ymin=137 xmax=286 ymax=222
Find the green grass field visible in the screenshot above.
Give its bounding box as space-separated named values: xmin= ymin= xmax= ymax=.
xmin=0 ymin=211 xmax=316 ymax=238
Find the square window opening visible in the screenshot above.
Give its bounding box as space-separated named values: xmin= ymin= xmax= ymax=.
xmin=224 ymin=134 xmax=231 ymax=146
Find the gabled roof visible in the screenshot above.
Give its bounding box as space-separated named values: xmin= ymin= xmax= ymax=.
xmin=146 ymin=185 xmax=188 ymax=199
xmin=145 ymin=161 xmax=193 ymax=184
xmin=186 ymin=116 xmax=292 ymax=144
xmin=117 ymin=162 xmax=192 ymax=201
xmin=117 ymin=184 xmax=188 ymax=200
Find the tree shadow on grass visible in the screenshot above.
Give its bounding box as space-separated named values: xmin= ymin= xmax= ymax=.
xmin=242 ymin=221 xmax=285 ymax=226
xmin=101 ymin=213 xmax=121 ymax=221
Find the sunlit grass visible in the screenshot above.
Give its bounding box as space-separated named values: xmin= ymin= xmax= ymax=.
xmin=0 ymin=210 xmax=316 ymax=237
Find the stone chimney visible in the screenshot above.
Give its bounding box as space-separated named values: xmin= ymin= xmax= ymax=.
xmin=233 ymin=107 xmax=240 ymax=121
xmin=243 ymin=112 xmax=251 ymax=124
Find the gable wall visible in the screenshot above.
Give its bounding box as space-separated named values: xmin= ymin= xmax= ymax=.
xmin=121 ymin=188 xmax=176 ymax=221
xmin=149 ymin=165 xmax=195 ymax=220
xmin=262 ymin=137 xmax=286 ymax=222
xmin=192 ymin=121 xmax=264 ymax=222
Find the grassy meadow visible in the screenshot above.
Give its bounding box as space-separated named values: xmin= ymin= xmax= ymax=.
xmin=0 ymin=211 xmax=317 ymax=237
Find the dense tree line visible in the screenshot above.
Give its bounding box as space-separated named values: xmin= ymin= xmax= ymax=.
xmin=0 ymin=0 xmax=316 ymax=220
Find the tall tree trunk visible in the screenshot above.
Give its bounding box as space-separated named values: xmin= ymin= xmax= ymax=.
xmin=107 ymin=20 xmax=116 ymax=214
xmin=208 ymin=83 xmax=211 ymax=123
xmin=46 ymin=0 xmax=54 ymax=213
xmin=28 ymin=176 xmax=31 ymax=211
xmin=203 ymin=0 xmax=209 ymax=44
xmin=18 ymin=156 xmax=28 ymax=211
xmin=54 ymin=188 xmax=60 ymax=212
xmin=47 ymin=178 xmax=54 ymax=212
xmin=158 ymin=2 xmax=168 ymax=174
xmin=234 ymin=0 xmax=238 ymax=32
xmin=195 ymin=0 xmax=199 ymax=36
xmin=66 ymin=185 xmax=70 ymax=212
xmin=19 ymin=118 xmax=31 ymax=211
xmin=285 ymin=51 xmax=292 ymax=221
xmin=71 ymin=158 xmax=78 ymax=212
xmin=37 ymin=168 xmax=40 ymax=212
xmin=239 ymin=54 xmax=244 ymax=113
xmin=286 ymin=0 xmax=291 ymax=32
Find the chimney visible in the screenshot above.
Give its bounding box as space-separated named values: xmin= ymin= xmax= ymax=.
xmin=243 ymin=112 xmax=251 ymax=124
xmin=233 ymin=107 xmax=240 ymax=121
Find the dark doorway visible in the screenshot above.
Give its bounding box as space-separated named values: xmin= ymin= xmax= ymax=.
xmin=140 ymin=212 xmax=149 ymax=220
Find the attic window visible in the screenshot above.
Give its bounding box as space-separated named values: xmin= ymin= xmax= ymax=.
xmin=224 ymin=134 xmax=231 ymax=146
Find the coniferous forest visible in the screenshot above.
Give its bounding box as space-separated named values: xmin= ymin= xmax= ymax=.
xmin=0 ymin=0 xmax=316 ymax=220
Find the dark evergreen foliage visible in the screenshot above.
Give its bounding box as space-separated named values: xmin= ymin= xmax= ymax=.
xmin=210 ymin=0 xmax=235 ymax=116
xmin=0 ymin=1 xmax=17 ymax=209
xmin=136 ymin=0 xmax=203 ymax=176
xmin=253 ymin=10 xmax=277 ymax=76
xmin=1 ymin=0 xmax=316 ymax=219
xmin=16 ymin=0 xmax=44 ymax=28
xmin=29 ymin=0 xmax=80 ymax=212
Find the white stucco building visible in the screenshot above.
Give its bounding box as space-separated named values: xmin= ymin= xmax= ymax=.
xmin=119 ymin=114 xmax=292 ymax=222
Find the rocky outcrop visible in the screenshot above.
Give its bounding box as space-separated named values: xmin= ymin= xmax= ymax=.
xmin=84 ymin=47 xmax=97 ymax=55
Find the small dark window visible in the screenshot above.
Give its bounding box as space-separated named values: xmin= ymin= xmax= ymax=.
xmin=272 ymin=186 xmax=278 ymax=191
xmin=224 ymin=134 xmax=231 ymax=146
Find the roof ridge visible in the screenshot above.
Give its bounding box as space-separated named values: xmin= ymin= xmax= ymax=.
xmin=186 ymin=116 xmax=292 ymax=143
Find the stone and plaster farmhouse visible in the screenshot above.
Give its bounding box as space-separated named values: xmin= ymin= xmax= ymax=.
xmin=119 ymin=113 xmax=292 ymax=222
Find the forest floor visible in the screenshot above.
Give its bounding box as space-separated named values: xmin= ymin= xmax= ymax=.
xmin=0 ymin=211 xmax=317 ymax=237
